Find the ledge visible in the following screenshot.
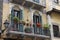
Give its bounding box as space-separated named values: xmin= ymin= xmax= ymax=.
xmin=9 ymin=31 xmax=50 ymax=38
xmin=47 ymin=8 xmax=60 ymax=15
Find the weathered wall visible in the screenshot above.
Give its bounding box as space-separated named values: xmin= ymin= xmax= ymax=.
xmin=46 ymin=0 xmax=60 ymax=11
xmin=2 ymin=0 xmax=9 ymax=30
xmin=51 ymin=12 xmax=60 ymax=24
xmin=46 ymin=0 xmax=60 ymax=40
xmin=2 ymin=0 xmax=47 ymax=39
xmin=2 ymin=2 xmax=47 ymax=29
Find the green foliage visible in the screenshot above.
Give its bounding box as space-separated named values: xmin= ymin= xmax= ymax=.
xmin=44 ymin=24 xmax=49 ymax=29
xmin=13 ymin=17 xmax=20 ymax=23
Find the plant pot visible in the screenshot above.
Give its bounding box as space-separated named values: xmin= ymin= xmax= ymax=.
xmin=37 ymin=23 xmax=41 ymax=28
xmin=24 ymin=28 xmax=32 ymax=33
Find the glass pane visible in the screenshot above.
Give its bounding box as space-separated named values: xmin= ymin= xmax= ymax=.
xmin=53 ymin=25 xmax=59 ymax=37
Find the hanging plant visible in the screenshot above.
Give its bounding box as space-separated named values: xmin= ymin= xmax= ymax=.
xmin=13 ymin=17 xmax=20 ymax=23
xmin=44 ymin=24 xmax=49 ymax=29
xmin=24 ymin=28 xmax=32 ymax=33
xmin=37 ymin=23 xmax=41 ymax=28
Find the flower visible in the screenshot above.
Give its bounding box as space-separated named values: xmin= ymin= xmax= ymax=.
xmin=37 ymin=23 xmax=41 ymax=28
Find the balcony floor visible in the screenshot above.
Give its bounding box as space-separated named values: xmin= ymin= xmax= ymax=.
xmin=9 ymin=31 xmax=50 ymax=38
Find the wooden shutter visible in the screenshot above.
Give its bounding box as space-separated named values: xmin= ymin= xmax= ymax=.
xmin=19 ymin=10 xmax=23 ymax=32
xmin=33 ymin=15 xmax=37 ymax=34
xmin=11 ymin=9 xmax=15 ymax=26
xmin=39 ymin=15 xmax=42 ymax=25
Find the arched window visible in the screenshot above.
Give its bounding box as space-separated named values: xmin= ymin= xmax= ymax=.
xmin=33 ymin=11 xmax=42 ymax=34
xmin=11 ymin=5 xmax=23 ymax=32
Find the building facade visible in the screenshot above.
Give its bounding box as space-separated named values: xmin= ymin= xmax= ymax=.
xmin=1 ymin=0 xmax=50 ymax=40
xmin=46 ymin=0 xmax=60 ymax=40
xmin=1 ymin=0 xmax=60 ymax=40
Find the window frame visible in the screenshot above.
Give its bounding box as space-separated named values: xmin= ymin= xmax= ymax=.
xmin=33 ymin=11 xmax=42 ymax=34
xmin=53 ymin=24 xmax=60 ymax=37
xmin=11 ymin=9 xmax=23 ymax=32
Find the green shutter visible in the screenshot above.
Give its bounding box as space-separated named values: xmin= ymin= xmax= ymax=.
xmin=20 ymin=10 xmax=23 ymax=20
xmin=39 ymin=16 xmax=42 ymax=24
xmin=33 ymin=15 xmax=37 ymax=34
xmin=19 ymin=10 xmax=23 ymax=32
xmin=11 ymin=9 xmax=15 ymax=26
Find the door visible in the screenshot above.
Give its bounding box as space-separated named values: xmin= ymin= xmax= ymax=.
xmin=33 ymin=14 xmax=42 ymax=34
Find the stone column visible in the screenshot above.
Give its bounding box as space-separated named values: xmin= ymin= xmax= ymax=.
xmin=47 ymin=14 xmax=54 ymax=40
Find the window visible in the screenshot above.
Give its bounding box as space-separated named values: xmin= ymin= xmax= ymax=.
xmin=33 ymin=0 xmax=39 ymax=3
xmin=53 ymin=25 xmax=60 ymax=37
xmin=33 ymin=11 xmax=42 ymax=34
xmin=54 ymin=0 xmax=59 ymax=3
xmin=11 ymin=9 xmax=23 ymax=32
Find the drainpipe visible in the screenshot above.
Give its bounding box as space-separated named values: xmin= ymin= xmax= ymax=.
xmin=47 ymin=14 xmax=54 ymax=40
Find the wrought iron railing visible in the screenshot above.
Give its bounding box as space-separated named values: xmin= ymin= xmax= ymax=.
xmin=8 ymin=24 xmax=50 ymax=36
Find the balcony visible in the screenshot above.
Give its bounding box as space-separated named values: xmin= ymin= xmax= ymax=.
xmin=7 ymin=23 xmax=50 ymax=38
xmin=10 ymin=0 xmax=46 ymax=11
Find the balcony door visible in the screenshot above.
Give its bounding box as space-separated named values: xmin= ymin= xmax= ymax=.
xmin=33 ymin=11 xmax=42 ymax=34
xmin=11 ymin=6 xmax=23 ymax=32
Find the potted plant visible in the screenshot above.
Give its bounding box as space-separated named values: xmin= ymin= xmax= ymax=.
xmin=24 ymin=28 xmax=32 ymax=33
xmin=13 ymin=17 xmax=20 ymax=23
xmin=36 ymin=22 xmax=41 ymax=28
xmin=13 ymin=17 xmax=20 ymax=31
xmin=43 ymin=24 xmax=50 ymax=36
xmin=43 ymin=24 xmax=49 ymax=29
